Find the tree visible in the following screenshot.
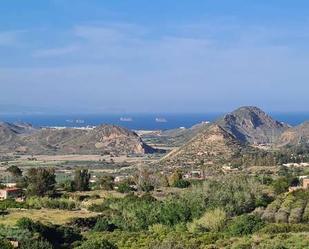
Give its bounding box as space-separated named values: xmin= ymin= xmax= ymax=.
xmin=74 ymin=169 xmax=91 ymax=191
xmin=0 ymin=239 xmax=13 ymax=249
xmin=60 ymin=179 xmax=75 ymax=192
xmin=6 ymin=165 xmax=22 ymax=178
xmin=272 ymin=177 xmax=289 ymax=195
xmin=136 ymin=167 xmax=155 ymax=192
xmin=26 ymin=168 xmax=56 ymax=197
xmin=227 ymin=214 xmax=265 ymax=236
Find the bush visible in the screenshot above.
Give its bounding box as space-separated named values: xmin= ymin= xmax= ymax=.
xmin=272 ymin=177 xmax=289 ymax=195
xmin=16 ymin=218 xmax=82 ymax=248
xmin=0 ymin=199 xmax=25 ymax=210
xmin=68 ymin=216 xmax=99 ymax=231
xmin=227 ymin=214 xmax=265 ymax=236
xmin=0 ymin=226 xmax=32 ymax=242
xmin=201 ymin=175 xmax=271 ymax=216
xmin=60 ymin=179 xmax=75 ymax=192
xmin=19 ymin=239 xmax=53 ymax=249
xmin=173 ymin=179 xmax=191 ymax=189
xmin=260 ymin=223 xmax=309 ymax=234
xmin=140 ymin=182 xmax=155 ymax=192
xmin=187 ymin=208 xmax=227 ymax=233
xmin=98 ymin=176 xmax=115 ymax=191
xmin=77 ymin=239 xmax=117 ymax=249
xmin=94 ymin=218 xmax=117 ymax=232
xmin=0 ymin=239 xmax=13 ymax=249
xmin=116 ymin=183 xmax=133 ymax=193
xmin=26 ymin=197 xmax=78 ymax=210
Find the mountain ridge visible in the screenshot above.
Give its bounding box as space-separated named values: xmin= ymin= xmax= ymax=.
xmin=0 ymin=123 xmax=158 ymax=155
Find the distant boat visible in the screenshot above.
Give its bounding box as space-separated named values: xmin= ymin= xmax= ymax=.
xmin=120 ymin=117 xmax=133 ymax=122
xmin=75 ymin=119 xmax=85 ymax=124
xmin=155 ymin=117 xmax=167 ymax=123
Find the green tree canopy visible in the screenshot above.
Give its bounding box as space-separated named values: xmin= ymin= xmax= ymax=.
xmin=74 ymin=169 xmax=91 ymax=191
xmin=26 ymin=168 xmax=56 ymax=197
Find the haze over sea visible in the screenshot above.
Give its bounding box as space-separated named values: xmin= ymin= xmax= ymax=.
xmin=0 ymin=112 xmax=308 ymax=130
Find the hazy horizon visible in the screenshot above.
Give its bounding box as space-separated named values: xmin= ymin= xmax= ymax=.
xmin=1 ymin=1 xmax=309 ymax=113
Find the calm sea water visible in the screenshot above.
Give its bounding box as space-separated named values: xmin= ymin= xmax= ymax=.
xmin=0 ymin=113 xmax=308 ymax=130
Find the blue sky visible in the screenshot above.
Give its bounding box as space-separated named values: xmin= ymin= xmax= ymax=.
xmin=1 ymin=0 xmax=309 ymax=113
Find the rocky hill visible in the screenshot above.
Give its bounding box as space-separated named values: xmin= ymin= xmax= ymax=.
xmin=0 ymin=123 xmax=158 ymax=155
xmin=161 ymin=106 xmax=293 ymax=167
xmin=276 ymin=121 xmax=309 ymax=147
xmin=162 ymin=124 xmax=252 ymax=166
xmin=216 ymin=106 xmax=289 ymax=144
xmin=0 ymin=122 xmax=37 ymax=145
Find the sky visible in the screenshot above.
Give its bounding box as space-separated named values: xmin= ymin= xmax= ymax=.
xmin=1 ymin=0 xmax=309 ymax=114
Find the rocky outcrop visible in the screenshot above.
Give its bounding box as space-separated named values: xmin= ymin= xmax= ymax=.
xmin=276 ymin=122 xmax=309 ymax=147
xmin=162 ymin=124 xmax=250 ymax=166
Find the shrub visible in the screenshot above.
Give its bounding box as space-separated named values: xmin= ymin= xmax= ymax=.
xmin=94 ymin=218 xmax=117 ymax=232
xmin=16 ymin=218 xmax=82 ymax=248
xmin=25 ymin=197 xmax=78 ymax=210
xmin=227 ymin=214 xmax=265 ymax=236
xmin=272 ymin=177 xmax=289 ymax=195
xmin=0 ymin=239 xmax=13 ymax=249
xmin=116 ymin=183 xmax=133 ymax=193
xmin=19 ymin=239 xmax=53 ymax=249
xmin=201 ymin=175 xmax=271 ymax=216
xmin=0 ymin=226 xmax=32 ymax=242
xmin=187 ymin=208 xmax=227 ymax=233
xmin=140 ymin=182 xmax=155 ymax=192
xmin=148 ymin=224 xmax=171 ymax=235
xmin=68 ymin=216 xmax=99 ymax=231
xmin=77 ymin=239 xmax=117 ymax=249
xmin=260 ymin=223 xmax=309 ymax=234
xmin=0 ymin=199 xmax=25 ymax=210
xmin=173 ymin=179 xmax=191 ymax=189
xmin=98 ymin=176 xmax=115 ymax=191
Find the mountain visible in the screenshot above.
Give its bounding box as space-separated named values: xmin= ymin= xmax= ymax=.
xmin=162 ymin=124 xmax=251 ymax=166
xmin=0 ymin=123 xmax=158 ymax=155
xmin=0 ymin=122 xmax=37 ymax=145
xmin=276 ymin=121 xmax=309 ymax=147
xmin=162 ymin=106 xmax=291 ymax=167
xmin=216 ymin=106 xmax=289 ymax=144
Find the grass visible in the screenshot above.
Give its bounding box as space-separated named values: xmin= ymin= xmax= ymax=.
xmin=0 ymin=208 xmax=98 ymax=226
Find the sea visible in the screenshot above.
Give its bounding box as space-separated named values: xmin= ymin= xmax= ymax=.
xmin=0 ymin=113 xmax=308 ymax=131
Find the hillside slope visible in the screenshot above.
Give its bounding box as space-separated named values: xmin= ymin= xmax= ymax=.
xmin=162 ymin=124 xmax=251 ymax=166
xmin=0 ymin=123 xmax=158 ymax=155
xmin=276 ymin=122 xmax=309 ymax=147
xmin=141 ymin=121 xmax=210 ymax=147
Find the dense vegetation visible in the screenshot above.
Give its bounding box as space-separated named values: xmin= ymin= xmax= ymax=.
xmin=2 ymin=166 xmax=309 ymax=248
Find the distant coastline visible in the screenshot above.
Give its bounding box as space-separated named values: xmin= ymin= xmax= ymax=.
xmin=0 ymin=112 xmax=308 ymax=130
